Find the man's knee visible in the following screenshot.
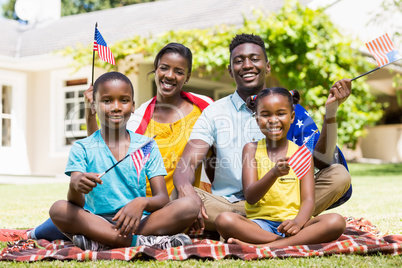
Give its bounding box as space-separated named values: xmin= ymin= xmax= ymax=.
xmin=317 ymin=164 xmax=351 ymax=191
xmin=172 ymin=197 xmax=200 ymax=219
xmin=330 ymin=164 xmax=351 ymax=190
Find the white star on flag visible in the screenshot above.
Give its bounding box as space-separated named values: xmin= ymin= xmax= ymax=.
xmin=296 ymin=119 xmax=304 ymax=128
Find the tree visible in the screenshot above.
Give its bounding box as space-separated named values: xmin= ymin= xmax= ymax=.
xmin=64 ymin=0 xmax=383 ymax=148
xmin=2 ymin=0 xmax=157 ymax=19
xmin=1 ymin=0 xmax=16 ymax=19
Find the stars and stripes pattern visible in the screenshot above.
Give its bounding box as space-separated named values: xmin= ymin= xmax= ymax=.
xmin=93 ymin=28 xmax=115 ymax=65
xmin=287 ymin=104 xmax=319 ymax=147
xmin=288 ymin=130 xmax=317 ymax=180
xmin=366 ymin=33 xmax=401 ymax=67
xmin=131 ymin=141 xmax=153 ymax=184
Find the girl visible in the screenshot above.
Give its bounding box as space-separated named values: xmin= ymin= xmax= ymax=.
xmin=215 ymin=87 xmax=345 ymax=247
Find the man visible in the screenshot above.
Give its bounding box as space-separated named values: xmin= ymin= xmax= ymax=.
xmin=173 ymin=33 xmax=351 ymax=231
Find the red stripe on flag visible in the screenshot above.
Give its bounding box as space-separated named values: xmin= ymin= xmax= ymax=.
xmin=365 ymin=34 xmax=400 ymax=67
xmin=382 ymin=34 xmax=395 ymax=51
xmin=288 ymin=145 xmax=312 ymax=179
xmin=96 ymin=44 xmax=115 ymax=65
xmin=385 ymin=34 xmax=395 ymax=50
xmin=366 ymin=42 xmax=386 ymax=66
xmin=372 ymin=41 xmax=387 ymax=66
xmin=288 ymin=146 xmax=309 ymax=166
xmin=374 ymin=38 xmax=387 ymax=53
xmin=131 ymin=150 xmax=144 ymax=174
xmin=297 ymin=162 xmax=311 ymax=178
xmin=380 ymin=35 xmax=391 ymax=51
xmin=293 ymin=158 xmax=310 ymax=177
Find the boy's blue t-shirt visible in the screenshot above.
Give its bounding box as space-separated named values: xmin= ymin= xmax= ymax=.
xmin=65 ymin=130 xmax=167 ymax=215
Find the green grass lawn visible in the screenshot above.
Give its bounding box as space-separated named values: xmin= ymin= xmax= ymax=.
xmin=0 ymin=163 xmax=401 ymax=267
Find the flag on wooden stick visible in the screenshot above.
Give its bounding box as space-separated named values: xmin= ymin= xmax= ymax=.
xmin=352 ymin=34 xmax=401 ymax=81
xmin=93 ymin=28 xmax=115 ymax=65
xmin=97 ymin=136 xmax=156 ymax=182
xmin=131 ymin=141 xmax=153 ymax=185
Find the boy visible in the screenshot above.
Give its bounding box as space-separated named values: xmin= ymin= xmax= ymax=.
xmin=49 ymin=72 xmax=199 ymax=251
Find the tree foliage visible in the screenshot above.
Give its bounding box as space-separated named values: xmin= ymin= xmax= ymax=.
xmin=1 ymin=0 xmax=16 ymax=19
xmin=63 ymin=0 xmax=383 ymax=148
xmin=2 ymin=0 xmax=156 ymax=19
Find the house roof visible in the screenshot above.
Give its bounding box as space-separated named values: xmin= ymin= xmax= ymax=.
xmin=1 ymin=0 xmax=312 ymax=58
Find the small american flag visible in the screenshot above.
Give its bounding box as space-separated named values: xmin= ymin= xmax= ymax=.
xmin=93 ymin=28 xmax=115 ymax=65
xmin=288 ymin=130 xmax=317 ymax=180
xmin=366 ymin=33 xmax=401 ymax=67
xmin=131 ymin=141 xmax=153 ymax=184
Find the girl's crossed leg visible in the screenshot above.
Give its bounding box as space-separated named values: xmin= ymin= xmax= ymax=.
xmin=216 ymin=212 xmax=345 ymax=247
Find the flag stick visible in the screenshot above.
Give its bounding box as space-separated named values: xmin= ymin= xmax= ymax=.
xmin=351 ymin=67 xmax=380 ymax=81
xmin=91 ymin=22 xmax=97 ymax=86
xmin=98 ymin=135 xmax=157 ymax=179
xmin=303 ymin=129 xmax=319 ymax=145
xmin=351 ymin=58 xmax=402 ymax=81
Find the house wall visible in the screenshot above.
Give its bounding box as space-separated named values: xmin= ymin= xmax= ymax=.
xmin=27 ymin=68 xmax=67 ymax=175
xmin=25 ymin=60 xmax=157 ymax=176
xmin=136 ymin=63 xmax=154 ymax=105
xmin=27 ymin=66 xmax=101 ymax=175
xmin=361 ymin=124 xmax=402 ymax=162
xmin=0 ymin=69 xmax=30 ymax=174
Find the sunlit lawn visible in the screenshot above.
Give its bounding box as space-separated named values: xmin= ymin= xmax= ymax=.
xmin=0 ymin=163 xmax=401 ymax=267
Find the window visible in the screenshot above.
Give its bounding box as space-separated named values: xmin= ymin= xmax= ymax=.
xmin=63 ymin=78 xmax=88 ymax=145
xmin=1 ymin=85 xmax=12 ymax=147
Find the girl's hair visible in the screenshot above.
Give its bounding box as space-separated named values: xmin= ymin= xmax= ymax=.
xmin=148 ymin=43 xmax=193 ymax=76
xmin=93 ymin=71 xmax=134 ymax=101
xmin=246 ymin=87 xmax=300 ymax=113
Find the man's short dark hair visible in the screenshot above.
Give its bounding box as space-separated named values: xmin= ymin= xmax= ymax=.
xmin=229 ymin=33 xmax=268 ymax=61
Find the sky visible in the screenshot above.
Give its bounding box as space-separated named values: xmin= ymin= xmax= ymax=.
xmin=310 ymin=0 xmax=401 ymax=42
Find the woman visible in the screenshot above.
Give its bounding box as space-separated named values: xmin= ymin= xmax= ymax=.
xmin=126 ymin=43 xmax=213 ymax=197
